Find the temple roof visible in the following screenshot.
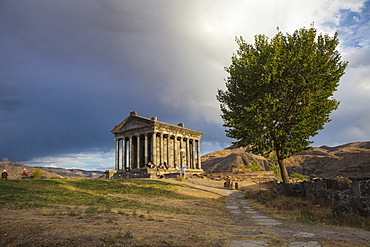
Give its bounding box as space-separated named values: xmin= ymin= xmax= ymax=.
xmin=111 ymin=111 xmax=203 ymax=138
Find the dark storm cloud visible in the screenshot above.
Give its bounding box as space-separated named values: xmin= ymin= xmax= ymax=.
xmin=0 ymin=0 xmax=369 ymax=169
xmin=0 ymin=0 xmax=228 ymax=163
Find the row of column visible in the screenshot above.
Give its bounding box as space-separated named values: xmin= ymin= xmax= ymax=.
xmin=114 ymin=132 xmax=201 ymax=171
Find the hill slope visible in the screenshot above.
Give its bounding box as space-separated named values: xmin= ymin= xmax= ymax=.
xmin=201 ymin=142 xmax=370 ymax=178
xmin=285 ymin=142 xmax=370 ymax=178
xmin=201 ymin=146 xmax=269 ymax=173
xmin=0 ymin=162 xmax=103 ymax=179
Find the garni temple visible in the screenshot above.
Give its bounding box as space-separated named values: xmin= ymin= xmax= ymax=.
xmin=107 ymin=111 xmax=204 ymax=178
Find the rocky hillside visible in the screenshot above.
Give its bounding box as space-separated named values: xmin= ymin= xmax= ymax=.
xmin=201 ymin=146 xmax=269 ymax=173
xmin=201 ymin=142 xmax=370 ymax=178
xmin=285 ymin=142 xmax=370 ymax=178
xmin=38 ymin=167 xmax=104 ymax=178
xmin=0 ymin=162 xmax=104 ymax=179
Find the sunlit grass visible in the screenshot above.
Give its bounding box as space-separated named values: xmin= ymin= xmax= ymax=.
xmin=0 ymin=179 xmax=203 ymax=214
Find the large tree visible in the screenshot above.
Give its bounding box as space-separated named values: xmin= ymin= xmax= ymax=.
xmin=217 ymin=27 xmax=348 ymax=184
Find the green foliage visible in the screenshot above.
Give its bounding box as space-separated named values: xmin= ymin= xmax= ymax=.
xmin=240 ymin=162 xmax=262 ymax=171
xmin=290 ymin=172 xmax=306 ymax=181
xmin=217 ymin=26 xmax=347 ymax=183
xmin=30 ymin=168 xmax=43 ymax=179
xmin=268 ymin=161 xmax=281 ymax=179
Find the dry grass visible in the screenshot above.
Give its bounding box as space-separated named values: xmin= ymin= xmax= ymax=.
xmin=1 ymin=178 xmax=369 ymax=246
xmin=0 ymin=178 xmax=245 ymax=247
xmin=244 ymin=188 xmax=370 ymax=231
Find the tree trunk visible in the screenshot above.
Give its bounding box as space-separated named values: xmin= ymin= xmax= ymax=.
xmin=276 ymin=148 xmax=294 ymax=195
xmin=276 ymin=149 xmax=290 ymax=184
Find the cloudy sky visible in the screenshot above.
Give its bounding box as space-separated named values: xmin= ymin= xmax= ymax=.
xmin=1 ymin=0 xmax=369 ymax=171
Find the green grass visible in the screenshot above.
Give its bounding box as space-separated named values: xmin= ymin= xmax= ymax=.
xmin=0 ymin=178 xmax=200 ymax=214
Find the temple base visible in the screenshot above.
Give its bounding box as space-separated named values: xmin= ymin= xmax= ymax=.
xmin=104 ymin=167 xmax=204 ymax=179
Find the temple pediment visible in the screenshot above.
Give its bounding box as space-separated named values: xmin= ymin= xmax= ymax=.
xmin=121 ymin=118 xmax=153 ymax=131
xmin=111 ymin=116 xmax=154 ymax=134
xmin=112 ymin=111 xmax=204 ymax=138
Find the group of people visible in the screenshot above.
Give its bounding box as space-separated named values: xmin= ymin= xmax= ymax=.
xmin=1 ymin=168 xmax=29 ymax=180
xmin=146 ymin=162 xmax=170 ymax=169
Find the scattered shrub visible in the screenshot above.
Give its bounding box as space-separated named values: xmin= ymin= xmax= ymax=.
xmin=240 ymin=162 xmax=262 ymax=171
xmin=268 ymin=162 xmax=281 ymax=178
xmin=30 ymin=168 xmax=44 ymax=179
xmin=290 ymin=172 xmax=306 ymax=181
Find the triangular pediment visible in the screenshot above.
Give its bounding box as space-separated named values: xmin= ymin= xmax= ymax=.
xmin=111 ymin=116 xmax=154 ymax=134
xmin=120 ymin=118 xmax=152 ymax=131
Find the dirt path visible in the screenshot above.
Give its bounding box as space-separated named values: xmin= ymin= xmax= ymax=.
xmin=187 ymin=179 xmax=370 ymax=247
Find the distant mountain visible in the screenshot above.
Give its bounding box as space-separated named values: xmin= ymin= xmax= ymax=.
xmin=0 ymin=162 xmax=104 ymax=179
xmin=36 ymin=167 xmax=104 ymax=178
xmin=201 ymin=141 xmax=370 ymax=178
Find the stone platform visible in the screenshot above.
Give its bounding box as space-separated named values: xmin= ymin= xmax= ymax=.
xmin=105 ymin=167 xmax=204 ymax=179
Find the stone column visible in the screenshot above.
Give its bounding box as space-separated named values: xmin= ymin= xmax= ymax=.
xmin=144 ymin=134 xmax=148 ymax=165
xmin=166 ymin=135 xmax=169 ymax=167
xmin=197 ymin=140 xmax=201 ymax=169
xmin=186 ymin=138 xmax=190 ymax=168
xmin=121 ymin=138 xmax=126 ymax=170
xmin=179 ymin=138 xmax=184 ymax=169
xmin=160 ymin=133 xmax=164 ymax=165
xmin=188 ymin=140 xmax=192 ymax=169
xmin=151 ymin=133 xmax=156 ymax=165
xmin=129 ymin=136 xmax=133 ymax=170
xmin=191 ymin=139 xmax=197 ymax=169
xmin=136 ymin=135 xmax=140 ymax=168
xmin=115 ymin=138 xmax=120 ymax=170
xmin=173 ymin=136 xmax=177 ymax=168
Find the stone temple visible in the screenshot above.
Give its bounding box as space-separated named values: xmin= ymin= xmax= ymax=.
xmin=108 ymin=111 xmax=204 ymax=178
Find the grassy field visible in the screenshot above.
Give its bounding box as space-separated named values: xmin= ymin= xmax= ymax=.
xmin=1 ymin=178 xmax=369 ymax=246
xmin=0 ymin=179 xmax=199 ymax=212
xmin=0 ymin=178 xmax=239 ymax=247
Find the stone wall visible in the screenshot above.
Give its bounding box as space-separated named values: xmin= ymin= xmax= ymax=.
xmin=207 ymin=170 xmax=277 ymax=182
xmin=277 ymin=177 xmax=370 ymax=217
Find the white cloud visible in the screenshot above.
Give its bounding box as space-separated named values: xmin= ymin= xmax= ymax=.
xmin=44 ymin=164 xmax=58 ymax=168
xmin=146 ymin=0 xmax=369 ymax=126
xmin=22 ymin=150 xmax=114 ymax=171
xmin=201 ymin=141 xmax=231 ymax=155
